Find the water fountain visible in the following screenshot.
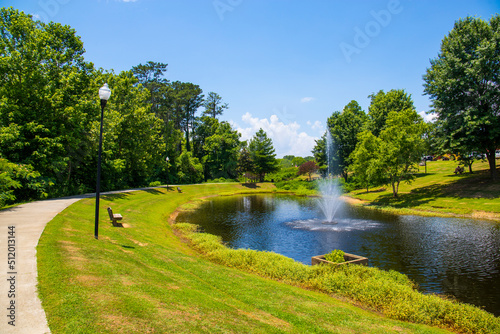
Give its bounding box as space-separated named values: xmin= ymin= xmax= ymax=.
xmin=317 ymin=130 xmax=342 ymax=223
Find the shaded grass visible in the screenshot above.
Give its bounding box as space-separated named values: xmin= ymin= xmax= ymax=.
xmin=348 ymin=160 xmax=500 ymax=219
xmin=38 ymin=183 xmax=450 ymax=333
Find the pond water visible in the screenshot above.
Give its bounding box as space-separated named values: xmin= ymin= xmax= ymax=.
xmin=176 ymin=194 xmax=500 ymax=316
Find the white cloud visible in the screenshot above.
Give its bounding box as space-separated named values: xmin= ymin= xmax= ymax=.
xmin=234 ymin=112 xmax=318 ymax=158
xmin=307 ymin=120 xmax=324 ymax=133
xmin=419 ymin=110 xmax=437 ymax=123
xmin=300 ymin=97 xmax=315 ymax=103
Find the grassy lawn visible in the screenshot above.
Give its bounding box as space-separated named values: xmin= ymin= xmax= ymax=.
xmin=347 ymin=160 xmax=500 ymax=219
xmin=37 ymin=183 xmax=451 ymax=333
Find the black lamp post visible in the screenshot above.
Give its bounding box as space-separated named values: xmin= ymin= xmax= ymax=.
xmin=95 ymin=83 xmax=111 ymax=239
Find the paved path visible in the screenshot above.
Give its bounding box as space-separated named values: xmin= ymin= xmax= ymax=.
xmin=0 ymin=195 xmax=91 ymax=334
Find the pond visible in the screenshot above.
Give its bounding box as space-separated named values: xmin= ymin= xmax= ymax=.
xmin=176 ymin=194 xmax=500 ymax=316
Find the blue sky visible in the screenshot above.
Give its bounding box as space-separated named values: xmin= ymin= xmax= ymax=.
xmin=5 ymin=0 xmax=500 ymax=157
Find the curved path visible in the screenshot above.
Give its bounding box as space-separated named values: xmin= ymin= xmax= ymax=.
xmin=0 ymin=195 xmax=91 ymax=334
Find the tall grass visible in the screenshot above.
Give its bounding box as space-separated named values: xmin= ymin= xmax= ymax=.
xmin=175 ymin=223 xmax=499 ymax=334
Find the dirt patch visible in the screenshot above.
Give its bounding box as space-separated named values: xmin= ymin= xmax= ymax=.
xmin=237 ymin=309 xmax=291 ymax=330
xmin=75 ymin=275 xmax=105 ymax=287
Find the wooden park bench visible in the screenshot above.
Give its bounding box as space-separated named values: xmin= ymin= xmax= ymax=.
xmin=177 ymin=187 xmax=183 ymax=193
xmin=107 ymin=207 xmax=123 ymax=227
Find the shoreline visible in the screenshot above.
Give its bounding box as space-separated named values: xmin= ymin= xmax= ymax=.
xmin=340 ymin=195 xmax=500 ymax=222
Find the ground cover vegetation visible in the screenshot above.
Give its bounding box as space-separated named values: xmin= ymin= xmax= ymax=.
xmin=0 ymin=7 xmax=280 ymax=207
xmin=38 ymin=183 xmax=456 ymax=334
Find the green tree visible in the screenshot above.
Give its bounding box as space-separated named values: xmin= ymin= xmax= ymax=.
xmin=236 ymin=144 xmax=254 ymax=183
xmin=168 ymin=81 xmax=204 ymax=152
xmin=98 ymin=71 xmax=166 ymax=189
xmin=177 ymin=151 xmax=204 ymax=184
xmin=349 ymin=131 xmax=384 ymax=192
xmin=423 ymin=15 xmax=500 ymax=179
xmin=202 ymin=121 xmax=241 ymax=180
xmin=312 ymin=135 xmax=328 ymax=176
xmin=0 ymin=7 xmax=97 ymax=196
xmin=203 ymin=92 xmax=228 ymax=119
xmin=368 ymin=89 xmax=415 ymax=137
xmin=248 ymin=129 xmax=278 ymax=182
xmin=131 ymin=61 xmax=169 ymax=115
xmin=378 ymin=109 xmax=426 ymax=197
xmin=327 ymin=100 xmax=368 ymax=182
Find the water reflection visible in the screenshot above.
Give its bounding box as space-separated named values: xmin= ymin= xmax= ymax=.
xmin=176 ymin=194 xmax=500 ymax=316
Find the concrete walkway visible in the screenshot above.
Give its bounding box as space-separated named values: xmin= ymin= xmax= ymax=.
xmin=0 ymin=195 xmax=91 ymax=334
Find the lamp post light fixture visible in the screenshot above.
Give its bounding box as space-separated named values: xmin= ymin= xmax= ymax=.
xmin=95 ymin=83 xmax=111 ymax=239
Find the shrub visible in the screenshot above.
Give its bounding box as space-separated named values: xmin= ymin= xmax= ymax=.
xmin=324 ymin=249 xmax=345 ymax=263
xmin=148 ymin=181 xmax=162 ymax=187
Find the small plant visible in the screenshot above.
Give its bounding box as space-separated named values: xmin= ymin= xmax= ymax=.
xmin=148 ymin=181 xmax=162 ymax=187
xmin=324 ymin=249 xmax=345 ymax=263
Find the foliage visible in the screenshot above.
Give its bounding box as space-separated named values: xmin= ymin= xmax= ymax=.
xmin=423 ymin=15 xmax=500 ymax=179
xmin=326 ymin=100 xmax=369 ymax=182
xmin=0 ymin=7 xmax=97 ymax=197
xmin=0 ymin=157 xmax=48 ymax=207
xmin=367 ymin=89 xmax=415 ymax=137
xmin=312 ymin=135 xmax=328 ymax=176
xmin=177 ymin=151 xmax=204 ymax=184
xmin=324 ymin=249 xmax=345 ymax=263
xmin=297 ymin=161 xmax=318 ymax=181
xmin=274 ymin=180 xmax=318 ymax=196
xmin=265 ymin=166 xmax=298 ymax=182
xmin=205 ymin=177 xmax=236 ymax=183
xmin=350 ymin=130 xmax=386 ymax=192
xmin=248 ymin=129 xmax=278 ymax=182
xmin=378 ymin=109 xmax=426 ymax=197
xmin=202 ymin=121 xmax=241 ymax=180
xmin=202 ymin=92 xmax=228 ymax=119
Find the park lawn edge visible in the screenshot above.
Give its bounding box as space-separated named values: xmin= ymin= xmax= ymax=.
xmin=36 ymin=183 xmax=458 ymax=334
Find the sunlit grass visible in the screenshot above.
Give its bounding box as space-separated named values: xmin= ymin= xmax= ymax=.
xmin=348 ymin=159 xmax=500 ymax=219
xmin=37 ymin=183 xmax=454 ymax=333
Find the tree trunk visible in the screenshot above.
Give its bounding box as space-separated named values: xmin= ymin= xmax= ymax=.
xmin=391 ymin=182 xmax=398 ymax=198
xmin=185 ymin=129 xmax=190 ymax=152
xmin=487 ymin=151 xmax=497 ymax=180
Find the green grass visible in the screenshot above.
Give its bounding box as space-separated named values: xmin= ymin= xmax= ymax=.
xmin=347 ymin=160 xmax=500 ymax=219
xmin=37 ymin=183 xmax=454 ymax=333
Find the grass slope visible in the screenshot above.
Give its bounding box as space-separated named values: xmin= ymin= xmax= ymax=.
xmin=38 ymin=183 xmax=449 ymax=333
xmin=348 ymin=160 xmax=500 ymax=219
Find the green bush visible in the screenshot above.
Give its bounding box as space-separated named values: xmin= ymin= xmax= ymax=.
xmin=148 ymin=181 xmax=162 ymax=187
xmin=176 ymin=222 xmax=500 ymax=334
xmin=206 ymin=177 xmax=237 ymax=183
xmin=324 ymin=249 xmax=345 ymax=263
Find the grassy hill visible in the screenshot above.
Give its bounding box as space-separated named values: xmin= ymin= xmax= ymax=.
xmin=347 ymin=160 xmax=500 ymax=220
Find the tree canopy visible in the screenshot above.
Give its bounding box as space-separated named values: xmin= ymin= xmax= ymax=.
xmin=248 ymin=129 xmax=278 ymax=182
xmin=423 ymin=15 xmax=500 ymax=179
xmin=326 ymin=100 xmax=368 ymax=182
